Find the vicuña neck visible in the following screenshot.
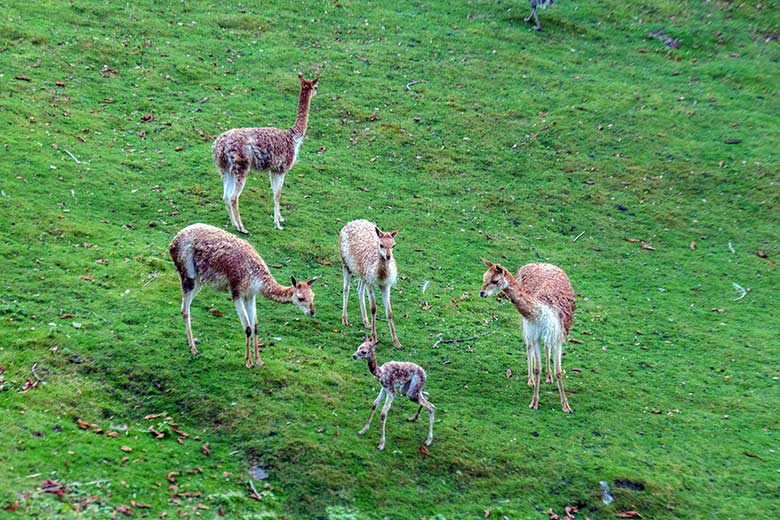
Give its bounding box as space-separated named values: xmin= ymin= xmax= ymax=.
xmin=291 ymin=89 xmax=313 ymax=136
xmin=262 ymin=277 xmax=295 ymax=304
xmin=366 ymin=351 xmax=380 ymax=378
xmin=503 ymin=275 xmax=538 ymax=320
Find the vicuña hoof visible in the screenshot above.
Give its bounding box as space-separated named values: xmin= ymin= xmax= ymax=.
xmin=376 ymin=443 xmax=385 ymax=451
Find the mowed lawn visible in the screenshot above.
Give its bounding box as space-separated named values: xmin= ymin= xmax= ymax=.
xmin=0 ymin=1 xmax=778 ymax=518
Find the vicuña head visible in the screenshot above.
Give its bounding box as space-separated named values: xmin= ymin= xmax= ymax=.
xmin=375 ymin=226 xmax=399 ymax=262
xmin=291 ymin=275 xmax=318 ymax=317
xmin=352 ymin=336 xmax=378 ymax=360
xmin=298 ymin=71 xmax=319 ymax=97
xmin=479 ymin=258 xmax=510 ymax=297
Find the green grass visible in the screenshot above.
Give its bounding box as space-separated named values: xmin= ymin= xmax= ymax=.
xmin=1 ymin=0 xmax=779 ymax=518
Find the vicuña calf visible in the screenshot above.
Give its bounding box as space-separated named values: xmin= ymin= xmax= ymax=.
xmin=339 ymin=219 xmax=403 ymax=348
xmin=169 ymin=223 xmax=317 ymax=367
xmin=213 ymin=72 xmax=318 ymax=232
xmin=353 ymin=337 xmax=435 ymax=451
xmin=480 ymin=258 xmax=575 ymax=413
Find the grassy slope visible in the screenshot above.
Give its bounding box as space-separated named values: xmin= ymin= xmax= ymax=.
xmin=1 ymin=0 xmax=778 ymax=518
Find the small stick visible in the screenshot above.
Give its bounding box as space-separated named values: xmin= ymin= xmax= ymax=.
xmin=247 ymin=479 xmax=260 ymax=498
xmin=727 ymin=241 xmax=735 ymax=253
xmin=572 ymin=231 xmax=585 ymax=242
xmin=405 ymin=79 xmax=428 ymax=91
xmin=31 ymin=363 xmax=42 ymax=382
xmin=732 ymin=282 xmax=747 ymax=301
xmin=432 ymin=328 xmax=497 ymax=349
xmin=142 ymin=271 xmax=159 ymax=288
xmin=63 ymin=149 xmax=88 ymax=164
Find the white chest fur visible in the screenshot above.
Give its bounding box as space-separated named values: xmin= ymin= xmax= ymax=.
xmin=292 ymin=135 xmax=304 ymax=163
xmin=522 ymin=304 xmax=563 ymax=347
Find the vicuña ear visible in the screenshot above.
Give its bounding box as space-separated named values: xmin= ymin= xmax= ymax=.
xmin=390 ymin=229 xmax=399 ymax=238
xmin=290 ymin=275 xmax=298 ymax=286
xmin=481 ymin=257 xmax=494 ymax=267
xmin=313 ymin=76 xmax=320 ymax=84
xmin=306 ymin=276 xmax=319 ymax=286
xmin=297 ymin=71 xmax=304 ymax=80
xmin=494 ymin=265 xmax=506 ymax=276
xmin=374 ymin=226 xmax=383 ymax=238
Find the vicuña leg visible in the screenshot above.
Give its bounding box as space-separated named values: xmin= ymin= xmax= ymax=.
xmin=381 ymin=285 xmax=403 ymax=349
xmin=181 ymin=281 xmax=202 ymax=355
xmin=221 ymin=173 xmax=239 ymax=231
xmin=524 ymin=7 xmax=534 ymax=22
xmin=526 ymin=341 xmax=534 ymax=386
xmin=419 ymin=394 xmax=435 ymax=447
xmin=529 ymin=341 xmax=542 ymax=410
xmin=359 ymin=387 xmax=385 ymax=436
xmin=368 ymin=288 xmax=378 ymax=341
xmin=233 ymin=297 xmax=254 ymax=368
xmin=378 ymin=391 xmax=395 ymax=451
xmin=246 ymin=294 xmax=264 ymax=367
xmin=553 ymin=342 xmax=573 ymax=413
xmin=357 ymin=281 xmax=371 ymax=328
xmin=532 ymin=8 xmax=541 ymax=31
xmin=341 ymin=266 xmax=352 ymax=326
xmin=545 ymin=343 xmax=553 ymax=384
xmin=270 ymin=172 xmax=286 ymax=230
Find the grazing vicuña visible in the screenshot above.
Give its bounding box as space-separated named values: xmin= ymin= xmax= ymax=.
xmin=169 ymin=223 xmax=317 ymax=367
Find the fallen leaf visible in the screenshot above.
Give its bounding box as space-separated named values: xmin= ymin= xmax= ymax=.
xmin=757 ymin=251 xmax=768 ymax=259
xmin=316 ymin=258 xmax=332 ymax=266
xmin=175 ymin=146 xmax=184 ymax=152
xmin=419 ymin=444 xmax=430 ymax=456
xmin=616 ymin=512 xmax=642 ymax=519
xmin=167 ymin=471 xmax=179 ymax=483
xmin=116 ymin=504 xmax=132 ymax=516
xmin=140 ymin=113 xmax=154 ymax=123
xmin=208 ymin=308 xmax=224 ymax=318
xmin=201 ymin=442 xmax=210 ymax=456
xmin=569 ymin=338 xmax=584 ymax=344
xmin=131 ymin=501 xmax=151 ymax=509
xmin=624 ymin=238 xmax=640 ymax=243
xmin=724 ymin=138 xmax=741 ymax=144
xmin=41 ymin=480 xmax=64 ymax=497
xmin=14 ymin=75 xmax=31 ymax=81
xmin=144 ymin=413 xmax=165 ymax=420
xmin=270 ymin=263 xmax=283 ymax=268
xmin=545 ymin=509 xmax=561 ymax=520
xmin=420 ymin=301 xmax=431 ymax=311
xmin=318 ymin=146 xmax=327 ymax=153
xmin=120 ymin=445 xmax=132 ymax=453
xmin=742 ymin=451 xmax=763 ymax=460
xmin=640 ymin=242 xmax=655 ymax=251
xmin=690 ymin=241 xmax=696 ymax=250
xmin=505 ymin=368 xmax=512 ymax=378
xmin=651 ymin=408 xmax=662 ymax=414
xmin=571 ymin=368 xmax=583 ymax=374
xmin=76 ymin=418 xmax=96 ymax=429
xmin=107 ymin=431 xmax=120 ymax=438
xmin=357 ymin=186 xmax=370 ymax=192
xmin=485 ymin=234 xmax=499 ymax=241
xmin=712 ymin=308 xmax=725 ymax=313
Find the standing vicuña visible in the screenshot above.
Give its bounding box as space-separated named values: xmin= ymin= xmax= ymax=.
xmin=213 ymin=72 xmax=318 ymax=232
xmin=169 ymin=223 xmax=318 ymax=368
xmin=339 ymin=219 xmax=403 ymax=349
xmin=352 ymin=337 xmax=435 ymax=451
xmin=480 ymin=258 xmax=575 ymax=413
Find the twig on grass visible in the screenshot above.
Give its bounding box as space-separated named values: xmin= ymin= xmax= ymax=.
xmin=63 ymin=149 xmax=89 ymax=165
xmin=727 ymin=241 xmax=735 ymax=253
xmin=405 ymin=79 xmax=428 ymax=91
xmin=432 ymin=328 xmax=497 ymax=349
xmin=31 ymin=363 xmax=43 ymax=382
xmin=573 ymin=231 xmax=585 ymax=242
xmin=142 ymin=271 xmax=159 ymax=288
xmin=732 ymin=282 xmax=747 ymax=301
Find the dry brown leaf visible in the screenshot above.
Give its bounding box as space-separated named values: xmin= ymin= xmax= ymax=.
xmin=640 ymin=242 xmax=655 ymax=251
xmin=107 ymin=431 xmax=120 ymax=438
xmin=120 ymin=445 xmax=132 ymax=453
xmin=485 ymin=234 xmax=499 ymax=241
xmin=201 ymin=442 xmax=210 ymax=456
xmin=624 ymin=238 xmax=640 ymax=243
xmin=690 ymin=241 xmax=696 ymax=250
xmin=167 ymin=471 xmax=179 ymax=483
xmin=116 ymin=504 xmax=132 ymax=516
xmin=316 ymin=259 xmax=332 ymax=266
xmin=651 ymin=408 xmax=662 ymax=414
xmin=419 ymin=444 xmax=430 ymax=456
xmin=569 ymin=338 xmax=584 ymax=344
xmin=712 ymin=308 xmax=725 ymax=313
xmin=505 ymin=368 xmax=512 ymax=378
xmin=140 ymin=113 xmax=154 ymax=123
xmin=357 ymin=186 xmax=370 ymax=192
xmin=757 ymin=251 xmax=769 ymax=259
xmin=76 ymin=418 xmax=96 ymax=429
xmin=742 ymin=451 xmax=763 ymax=460
xmin=616 ymin=512 xmax=642 ymax=519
